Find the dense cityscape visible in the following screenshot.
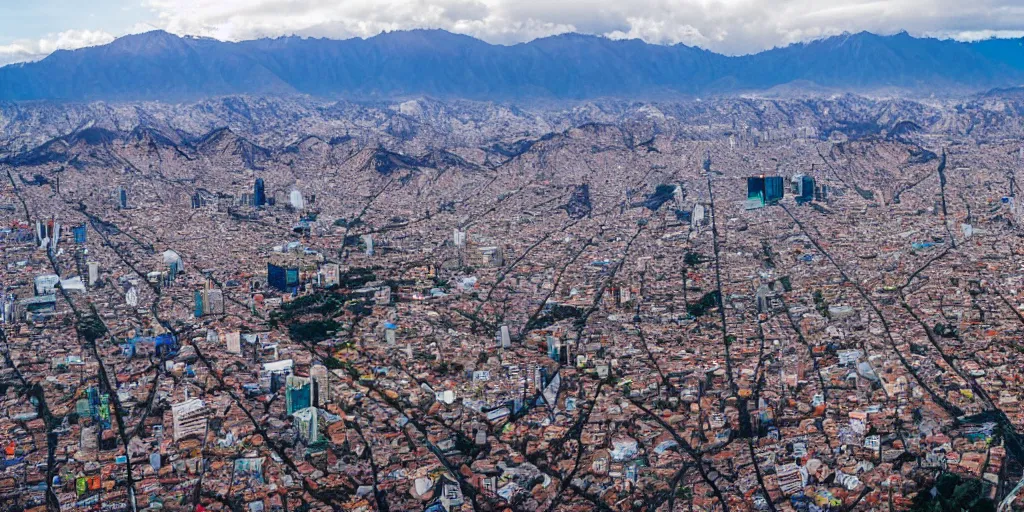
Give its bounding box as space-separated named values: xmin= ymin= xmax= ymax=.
xmin=2 ymin=89 xmax=1024 ymax=512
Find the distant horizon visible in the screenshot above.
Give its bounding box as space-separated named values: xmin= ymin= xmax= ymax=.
xmin=4 ymin=26 xmax=1024 ymax=70
xmin=4 ymin=25 xmax=1024 ymax=103
xmin=4 ymin=0 xmax=1024 ymax=66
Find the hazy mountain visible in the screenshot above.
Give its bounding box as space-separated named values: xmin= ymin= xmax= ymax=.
xmin=0 ymin=29 xmax=1022 ymax=102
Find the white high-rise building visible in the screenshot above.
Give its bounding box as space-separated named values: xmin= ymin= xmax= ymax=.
xmin=88 ymin=262 xmax=99 ymax=287
xmin=499 ymin=325 xmax=511 ymax=348
xmin=363 ymin=234 xmax=374 ymax=256
xmin=171 ymin=398 xmax=208 ymax=441
xmin=290 ymin=189 xmax=305 ymax=210
xmin=226 ymin=331 xmax=241 ymax=354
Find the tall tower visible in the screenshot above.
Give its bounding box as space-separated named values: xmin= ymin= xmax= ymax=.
xmin=254 ymin=178 xmax=266 ymax=207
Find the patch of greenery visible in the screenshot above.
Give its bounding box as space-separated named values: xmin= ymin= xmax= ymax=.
xmin=288 ymin=320 xmax=340 ymax=343
xmin=77 ymin=314 xmax=108 ymax=344
xmin=813 ymin=290 xmax=830 ymax=319
xmin=528 ymin=304 xmax=586 ymax=330
xmin=322 ymin=357 xmax=345 ymax=370
xmin=644 ymin=184 xmax=677 ymax=211
xmin=910 ymin=473 xmax=995 ymax=512
xmin=934 ymin=323 xmax=959 ymax=339
xmin=779 ymin=276 xmax=792 ymax=292
xmin=684 ymin=252 xmax=703 ymax=267
xmin=687 ymin=291 xmax=720 ymax=317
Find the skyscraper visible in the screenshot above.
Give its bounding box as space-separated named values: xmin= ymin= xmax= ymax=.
xmin=73 ymin=224 xmax=87 ymax=244
xmin=746 ymin=177 xmax=766 ymax=209
xmin=254 ymin=178 xmax=266 ymax=207
xmin=194 ymin=290 xmax=204 ymax=318
xmin=792 ymin=174 xmax=815 ymax=204
xmin=293 ymin=407 xmax=320 ymax=444
xmin=88 ymin=262 xmax=99 ymax=287
xmin=765 ymin=176 xmax=785 ymax=204
xmin=268 ymin=263 xmax=300 ymax=292
xmin=286 ymin=375 xmax=312 ymax=415
xmin=289 ymin=189 xmax=305 ymax=210
xmin=310 ymin=364 xmax=329 ymax=406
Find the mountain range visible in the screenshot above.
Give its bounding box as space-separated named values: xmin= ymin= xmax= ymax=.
xmin=0 ymin=29 xmax=1023 ymax=102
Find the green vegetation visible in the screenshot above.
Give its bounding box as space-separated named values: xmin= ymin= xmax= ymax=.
xmin=77 ymin=314 xmax=108 ymax=344
xmin=687 ymin=291 xmax=720 ymax=317
xmin=854 ymin=184 xmax=875 ymax=201
xmin=322 ymin=356 xmax=345 ymax=370
xmin=934 ymin=322 xmax=959 ymax=339
xmin=813 ymin=290 xmax=831 ymax=319
xmin=644 ymin=184 xmax=678 ymax=211
xmin=779 ymin=276 xmax=792 ymax=292
xmin=684 ymin=252 xmax=703 ymax=267
xmin=910 ymin=473 xmax=995 ymax=512
xmin=288 ymin=320 xmax=340 ymax=343
xmin=527 ymin=304 xmax=585 ymax=330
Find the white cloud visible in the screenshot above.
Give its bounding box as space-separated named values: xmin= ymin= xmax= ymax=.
xmin=136 ymin=0 xmax=1024 ymax=54
xmin=0 ymin=29 xmax=114 ymax=66
xmin=5 ymin=0 xmax=1024 ymax=63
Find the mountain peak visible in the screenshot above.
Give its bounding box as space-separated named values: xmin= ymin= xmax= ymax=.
xmin=105 ymin=30 xmax=189 ymax=54
xmin=3 ymin=29 xmax=1024 ymax=101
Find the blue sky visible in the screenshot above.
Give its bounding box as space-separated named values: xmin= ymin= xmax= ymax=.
xmin=0 ymin=0 xmax=145 ymax=40
xmin=2 ymin=0 xmax=1024 ymax=65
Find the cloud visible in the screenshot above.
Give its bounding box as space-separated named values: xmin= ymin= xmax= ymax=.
xmin=136 ymin=0 xmax=1024 ymax=54
xmin=0 ymin=29 xmax=115 ymax=66
xmin=5 ymin=0 xmax=1024 ymax=62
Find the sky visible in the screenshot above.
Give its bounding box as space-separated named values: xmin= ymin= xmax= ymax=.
xmin=2 ymin=0 xmax=1024 ymax=66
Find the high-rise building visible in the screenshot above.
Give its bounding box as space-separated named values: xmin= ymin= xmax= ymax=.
xmin=268 ymin=263 xmax=300 ymax=292
xmin=116 ymin=187 xmax=128 ymax=209
xmin=362 ymin=234 xmax=374 ymax=256
xmin=765 ymin=176 xmax=785 ymax=204
xmin=73 ymin=224 xmax=87 ymax=244
xmin=747 ymin=176 xmax=784 ymax=208
xmin=254 ymin=178 xmax=266 ymax=207
xmin=792 ymin=174 xmax=815 ymax=204
xmin=226 ymin=331 xmax=241 ymax=354
xmin=293 ymin=407 xmax=320 ymax=444
xmin=285 ymin=375 xmax=312 ymax=415
xmin=195 ymin=286 xmax=225 ymax=317
xmin=194 ymin=290 xmax=204 ymax=318
xmin=87 ymin=264 xmax=99 ymax=288
xmin=814 ymin=184 xmax=829 ymax=202
xmin=171 ymin=398 xmax=208 ymax=441
xmin=310 ymin=364 xmax=329 ymax=406
xmin=499 ymin=325 xmax=511 ymax=348
xmin=289 ymin=189 xmax=305 ymax=210
xmin=746 ymin=177 xmax=766 ymax=209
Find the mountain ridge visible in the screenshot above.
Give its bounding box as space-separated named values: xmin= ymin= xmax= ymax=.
xmin=1 ymin=29 xmax=1023 ymax=102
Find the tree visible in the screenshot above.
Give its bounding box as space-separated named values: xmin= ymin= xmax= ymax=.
xmin=910 ymin=473 xmax=996 ymax=512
